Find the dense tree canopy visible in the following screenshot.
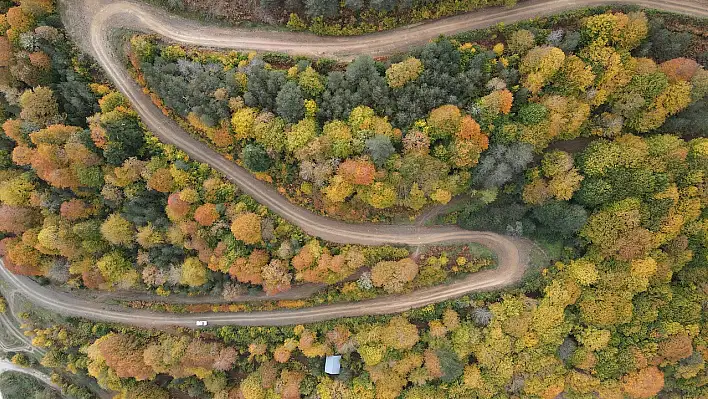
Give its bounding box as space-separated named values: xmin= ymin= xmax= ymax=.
xmin=132 ymin=8 xmax=705 ymax=221
xmin=0 ymin=61 xmax=449 ymax=298
xmin=1 ymin=5 xmax=707 ymax=399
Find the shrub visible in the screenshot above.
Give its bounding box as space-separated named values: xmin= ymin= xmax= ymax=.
xmin=507 ymin=29 xmax=535 ymax=54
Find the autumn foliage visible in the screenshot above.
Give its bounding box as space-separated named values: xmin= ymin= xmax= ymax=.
xmin=371 ymin=258 xmax=419 ymax=293
xmin=194 ymin=203 xmax=220 ymax=226
xmin=338 ymin=159 xmax=376 ymax=186
xmin=88 ymin=333 xmax=154 ymax=381
xmin=3 ymin=7 xmax=704 ymax=399
xmin=230 ymin=212 xmax=262 ymax=245
xmin=622 ymin=367 xmax=664 ymax=398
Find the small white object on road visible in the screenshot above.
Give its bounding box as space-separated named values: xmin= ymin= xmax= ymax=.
xmin=195 ymin=320 xmax=208 ymax=326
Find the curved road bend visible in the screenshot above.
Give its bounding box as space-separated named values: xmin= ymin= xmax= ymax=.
xmin=0 ymin=233 xmax=527 ymax=327
xmin=79 ymin=0 xmax=708 ymax=248
xmin=0 ymin=312 xmax=35 ymax=354
xmin=78 ymin=0 xmax=708 ymax=247
xmin=0 ymin=359 xmax=62 ymax=393
xmin=0 ymin=288 xmax=46 ymax=356
xmin=0 ymin=0 xmax=696 ymax=327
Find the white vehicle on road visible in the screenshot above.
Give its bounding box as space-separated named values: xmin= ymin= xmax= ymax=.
xmin=195 ymin=320 xmax=208 ymax=327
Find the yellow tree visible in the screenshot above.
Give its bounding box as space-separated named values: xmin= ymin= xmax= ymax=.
xmin=323 ymin=120 xmax=353 ymax=158
xmin=427 ymin=105 xmax=462 ymax=139
xmin=360 ymin=182 xmax=397 ymax=209
xmin=100 ymin=213 xmax=134 ymax=246
xmin=381 ymin=317 xmax=420 ymax=350
xmin=323 ymin=175 xmax=354 ymax=203
xmin=231 ymin=107 xmax=257 ymax=140
xmin=180 ymin=257 xmax=207 ymax=287
xmin=231 ymin=212 xmax=262 ymax=245
xmin=96 ymin=251 xmax=139 ymax=289
xmin=583 ymin=12 xmax=648 ymax=51
xmin=19 ymin=86 xmax=58 ymax=126
xmin=20 ymin=0 xmax=54 ymax=17
xmin=520 ymin=46 xmax=565 ymax=94
xmin=556 ymin=55 xmax=595 ymax=93
xmin=386 ymin=57 xmax=423 ymax=88
xmin=371 ymin=258 xmax=419 ymax=293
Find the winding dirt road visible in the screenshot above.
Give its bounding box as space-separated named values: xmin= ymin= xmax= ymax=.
xmin=0 ymin=0 xmax=703 ymax=327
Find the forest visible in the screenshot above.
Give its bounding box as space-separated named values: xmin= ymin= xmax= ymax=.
xmin=132 ymin=9 xmax=707 ymax=221
xmin=0 ymin=0 xmax=500 ymax=299
xmin=0 ymin=75 xmax=488 ymax=299
xmin=0 ymin=0 xmax=706 ymax=398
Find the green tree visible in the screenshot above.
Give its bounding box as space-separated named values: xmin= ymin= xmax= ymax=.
xmin=370 ymin=0 xmax=396 ymax=11
xmin=365 ymin=134 xmax=395 ymax=167
xmin=473 ymin=143 xmax=533 ymax=188
xmin=98 ymin=91 xmax=128 ymax=113
xmin=119 ymin=382 xmax=169 ymax=399
xmin=100 ymin=110 xmax=145 ymax=166
xmin=276 ymin=81 xmax=305 ymax=123
xmin=130 ymin=35 xmax=156 ymax=62
xmin=323 ymin=120 xmax=353 ymax=158
xmin=530 ymin=201 xmax=587 ymax=238
xmin=580 ymin=197 xmax=653 ymax=260
xmin=241 ymin=143 xmax=272 ymax=172
xmin=518 ymin=103 xmax=548 ymax=125
xmin=160 ymin=45 xmax=186 ymax=62
xmin=0 ymin=372 xmax=59 ymax=399
xmin=436 ymin=348 xmax=464 ymax=382
xmin=507 ymin=29 xmax=536 ymax=54
xmin=305 ymin=0 xmax=339 ymax=18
